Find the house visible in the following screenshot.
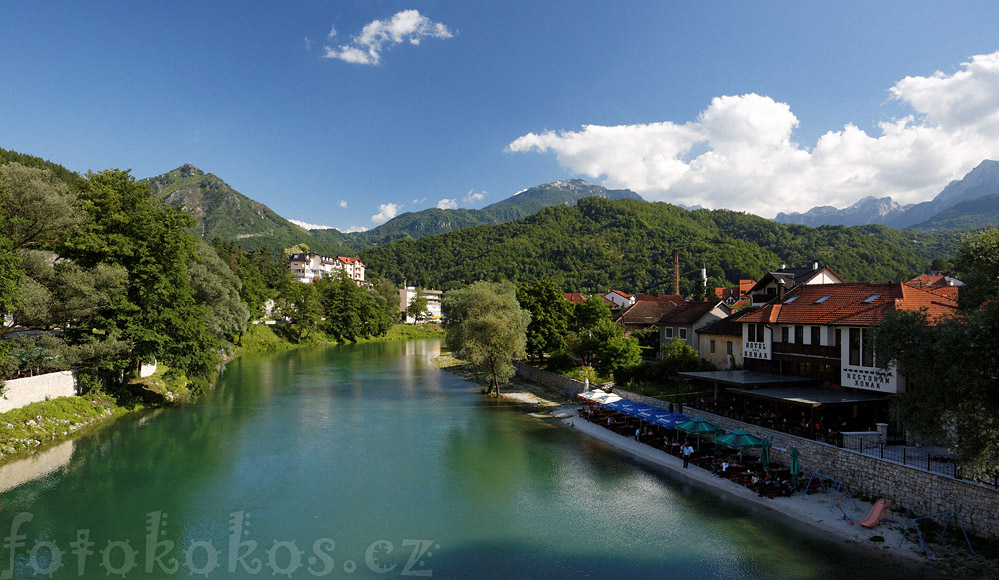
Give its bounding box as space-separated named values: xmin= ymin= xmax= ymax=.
xmin=696 ymin=314 xmax=743 ymax=369
xmin=288 ymin=253 xmax=366 ymax=285
xmin=634 ymin=293 xmax=685 ymax=308
xmin=657 ymin=300 xmax=731 ymax=355
xmin=603 ymin=290 xmax=636 ymax=310
xmin=564 ymin=293 xmax=587 ymax=305
xmin=399 ymin=287 xmax=442 ymax=323
xmin=732 ymin=281 xmax=957 ymax=392
xmin=906 ymin=273 xmax=964 ymax=301
xmin=714 ymin=280 xmax=755 ymax=305
xmin=746 ymin=262 xmax=842 ymax=305
xmin=617 ymin=300 xmax=677 ymax=334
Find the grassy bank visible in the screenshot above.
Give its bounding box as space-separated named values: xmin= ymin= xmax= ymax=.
xmin=0 ymin=390 xmax=138 ymax=462
xmin=238 ymin=322 xmax=443 ymax=355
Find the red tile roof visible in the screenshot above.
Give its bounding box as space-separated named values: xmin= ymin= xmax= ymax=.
xmin=732 ymin=282 xmax=957 ymax=326
xmin=606 ymin=290 xmax=634 ymax=299
xmin=618 ymin=300 xmax=675 ymax=326
xmin=634 ymin=294 xmax=685 ymax=307
xmin=564 ymin=293 xmax=587 ymax=304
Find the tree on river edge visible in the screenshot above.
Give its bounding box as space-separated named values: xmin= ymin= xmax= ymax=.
xmin=442 ymin=281 xmax=530 ymax=396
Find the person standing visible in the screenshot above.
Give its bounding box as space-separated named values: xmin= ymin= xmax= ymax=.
xmin=682 ymin=442 xmax=692 ymax=468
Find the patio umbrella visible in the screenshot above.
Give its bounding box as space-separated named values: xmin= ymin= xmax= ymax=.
xmin=790 ymin=446 xmax=800 ymax=488
xmin=714 ymin=429 xmax=766 ymax=462
xmin=676 ymin=418 xmax=724 ymax=450
xmin=761 ymin=438 xmax=771 ymax=472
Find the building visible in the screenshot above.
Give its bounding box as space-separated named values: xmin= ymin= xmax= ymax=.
xmin=288 ymin=253 xmax=365 ymax=285
xmin=603 ymin=290 xmax=636 ymax=310
xmin=564 ymin=293 xmax=587 ymax=305
xmin=746 ymin=262 xmax=842 ymax=305
xmin=400 ymin=287 xmax=442 ymax=323
xmin=906 ymin=273 xmax=964 ymax=300
xmin=617 ymin=300 xmax=677 ymax=334
xmin=714 ymin=280 xmax=755 ymax=305
xmin=733 ymin=281 xmax=957 ymax=391
xmin=657 ymin=300 xmax=730 ymax=355
xmin=696 ymin=315 xmax=743 ymax=369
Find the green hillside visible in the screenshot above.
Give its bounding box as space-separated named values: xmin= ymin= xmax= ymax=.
xmin=360 ymin=197 xmax=951 ymax=292
xmin=0 ymin=147 xmax=84 ymax=189
xmin=909 ymin=193 xmax=999 ymax=230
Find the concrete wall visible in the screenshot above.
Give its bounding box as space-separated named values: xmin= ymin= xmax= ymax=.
xmin=0 ymin=371 xmax=78 ymax=413
xmin=514 ymin=362 xmax=589 ymax=394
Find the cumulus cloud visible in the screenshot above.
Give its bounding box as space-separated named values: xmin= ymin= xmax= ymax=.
xmin=437 ymin=198 xmax=458 ymax=209
xmin=344 ymin=225 xmax=368 ymax=233
xmin=372 ymin=202 xmax=400 ymax=224
xmin=508 ymin=51 xmax=999 ymax=217
xmin=289 ymin=219 xmax=334 ymax=230
xmin=339 ymin=200 xmax=348 ymax=208
xmin=323 ymin=10 xmax=453 ymax=65
xmin=463 ymin=189 xmax=487 ymax=204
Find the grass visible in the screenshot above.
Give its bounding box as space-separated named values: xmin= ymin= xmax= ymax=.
xmin=379 ymin=323 xmax=444 ymax=341
xmin=238 ymin=323 xmax=442 ymax=355
xmin=129 ymin=364 xmax=194 ymax=403
xmin=0 ymin=390 xmax=136 ymax=462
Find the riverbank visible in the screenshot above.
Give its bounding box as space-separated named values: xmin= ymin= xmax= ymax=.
xmin=492 ymin=375 xmax=998 ymax=579
xmin=237 ymin=322 xmax=443 ymax=355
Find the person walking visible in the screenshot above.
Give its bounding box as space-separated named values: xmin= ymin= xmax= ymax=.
xmin=682 ymin=441 xmax=693 ymax=468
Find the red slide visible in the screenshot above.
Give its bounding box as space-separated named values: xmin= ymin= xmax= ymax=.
xmin=860 ymin=499 xmax=891 ymax=529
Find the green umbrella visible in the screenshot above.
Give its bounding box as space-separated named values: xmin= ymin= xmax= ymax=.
xmin=714 ymin=430 xmax=766 ymax=462
xmin=790 ymin=446 xmax=800 ymax=488
xmin=676 ymin=418 xmax=725 ymax=451
xmin=760 ymin=438 xmax=771 ymax=472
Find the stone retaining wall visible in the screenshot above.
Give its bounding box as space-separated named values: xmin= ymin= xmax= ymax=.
xmin=517 ymin=367 xmax=999 ymax=538
xmin=0 ymin=371 xmax=78 ymax=413
xmin=514 ymin=362 xmax=589 ymax=394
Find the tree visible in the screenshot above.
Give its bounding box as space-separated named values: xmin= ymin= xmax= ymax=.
xmin=516 ymin=279 xmax=572 ymax=361
xmin=189 ymin=241 xmax=250 ymax=349
xmin=406 ymin=287 xmax=430 ymax=323
xmin=280 ymin=282 xmax=323 ymax=342
xmin=442 ymin=282 xmax=530 ymax=396
xmin=875 ymin=227 xmax=999 ymax=479
xmin=0 ymin=162 xmax=82 ymax=250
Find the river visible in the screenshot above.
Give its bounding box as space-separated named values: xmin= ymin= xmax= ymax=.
xmin=0 ymin=340 xmax=930 ymax=579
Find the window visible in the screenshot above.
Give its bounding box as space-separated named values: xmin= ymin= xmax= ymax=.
xmin=836 ymin=328 xmax=842 ymax=349
xmin=862 ymin=329 xmax=874 ymax=367
xmin=862 ymin=294 xmax=881 ymax=303
xmin=679 ymin=328 xmax=687 ymax=340
xmin=811 ymin=326 xmax=821 ymax=346
xmin=849 ymin=328 xmax=861 ymax=366
xmin=784 ymin=296 xmax=799 ymax=304
xmin=747 ymin=324 xmax=756 ymax=342
xmin=664 ymin=327 xmax=673 ymax=339
xmin=781 ymin=326 xmax=789 ymax=343
xmin=710 ymin=340 xmax=716 ymax=353
xmin=756 ymin=324 xmax=765 ymax=342
xmin=726 ymin=341 xmax=733 ymax=355
xmin=795 ymin=325 xmax=804 ymax=345
xmin=814 ymin=295 xmax=832 ymax=304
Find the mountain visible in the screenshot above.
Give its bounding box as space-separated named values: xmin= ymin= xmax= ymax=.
xmin=360 ymin=196 xmax=945 ymax=292
xmin=0 ymin=146 xmax=84 ymax=189
xmin=317 ymin=178 xmax=646 ymax=250
xmin=776 ymin=160 xmax=999 ymax=230
xmin=908 ymin=193 xmax=999 ymax=230
xmin=142 ymin=164 xmax=351 ymax=255
xmin=775 ymin=196 xmax=908 ymax=227
xmin=887 ymin=160 xmax=999 ymax=229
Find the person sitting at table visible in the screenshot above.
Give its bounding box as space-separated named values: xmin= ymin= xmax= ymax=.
xmin=720 ymin=461 xmax=730 ymax=474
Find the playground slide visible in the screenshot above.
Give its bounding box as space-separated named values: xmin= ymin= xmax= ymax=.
xmin=860 ymin=499 xmax=891 ymax=528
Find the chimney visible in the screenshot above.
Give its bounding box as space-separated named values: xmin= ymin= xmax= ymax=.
xmin=780 ymin=263 xmax=786 ymax=270
xmin=778 ymin=279 xmax=787 ymax=302
xmin=673 ymin=250 xmax=680 ymax=296
xmin=812 ymin=260 xmax=819 ymax=271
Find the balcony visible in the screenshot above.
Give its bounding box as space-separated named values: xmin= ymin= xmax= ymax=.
xmin=772 ymin=342 xmax=840 ymax=359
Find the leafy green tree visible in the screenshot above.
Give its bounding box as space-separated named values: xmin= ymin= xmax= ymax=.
xmin=58 ymin=169 xmax=214 ymax=380
xmin=0 ymin=162 xmax=82 ymax=250
xmin=516 ymin=279 xmax=572 ymax=361
xmin=406 ymin=287 xmax=430 ymax=323
xmin=571 ymin=295 xmax=612 ymax=333
xmin=316 ymin=270 xmax=367 ymax=342
xmin=875 ymin=227 xmax=999 ymax=479
xmin=371 ymin=277 xmax=401 ymax=325
xmin=361 ymin=280 xmax=396 ymax=336
xmin=442 ymin=281 xmax=530 ymax=395
xmin=281 ymin=282 xmax=323 ymax=342
xmin=189 ymin=242 xmax=250 ymax=349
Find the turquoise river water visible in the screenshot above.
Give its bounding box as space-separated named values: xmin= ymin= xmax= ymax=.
xmin=0 ymin=340 xmax=933 ymax=579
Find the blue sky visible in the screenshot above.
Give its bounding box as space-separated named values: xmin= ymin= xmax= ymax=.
xmin=3 ymin=1 xmax=999 ymax=231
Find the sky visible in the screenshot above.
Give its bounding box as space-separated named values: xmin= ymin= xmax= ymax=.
xmin=4 ymin=1 xmax=999 ymax=232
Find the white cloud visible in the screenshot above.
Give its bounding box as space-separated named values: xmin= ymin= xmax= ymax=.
xmin=412 ymin=197 xmax=427 ymax=204
xmin=372 ymin=202 xmax=400 ymax=224
xmin=344 ymin=225 xmax=368 ymax=233
xmin=463 ymin=189 xmax=487 ymax=204
xmin=328 ymin=25 xmax=337 ymax=40
xmin=437 ymin=198 xmax=458 ymax=209
xmin=323 ymin=10 xmax=453 ymax=66
xmin=289 ymin=219 xmax=334 ymax=230
xmin=304 ymin=37 xmax=312 ymax=51
xmin=508 ymin=51 xmax=999 ymax=217
xmin=339 ymin=200 xmax=348 ymax=208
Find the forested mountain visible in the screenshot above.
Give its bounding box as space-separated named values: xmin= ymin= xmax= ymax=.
xmin=359 ymin=197 xmax=950 ymax=293
xmin=0 ymin=147 xmax=84 ymax=189
xmin=776 ymin=160 xmax=999 ymax=229
xmin=909 ymin=193 xmax=999 ymax=230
